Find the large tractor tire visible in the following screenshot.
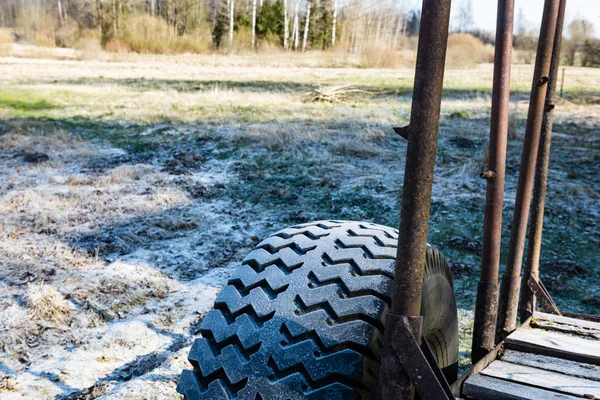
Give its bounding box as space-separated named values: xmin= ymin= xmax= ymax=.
xmin=178 ymin=221 xmax=458 ymax=399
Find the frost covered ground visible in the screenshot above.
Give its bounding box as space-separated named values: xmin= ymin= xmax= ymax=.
xmin=0 ymin=53 xmax=598 ymax=399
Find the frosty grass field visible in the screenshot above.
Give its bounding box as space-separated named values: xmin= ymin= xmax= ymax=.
xmin=0 ymin=52 xmax=598 ymax=399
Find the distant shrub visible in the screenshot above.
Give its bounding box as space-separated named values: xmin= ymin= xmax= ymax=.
xmin=228 ymin=27 xmax=253 ymax=54
xmin=116 ymin=16 xmax=209 ymax=54
xmin=446 ymin=33 xmax=485 ymax=69
xmin=53 ymin=24 xmax=101 ymax=52
xmin=73 ymin=30 xmax=103 ymax=53
xmin=258 ymin=32 xmax=282 ymax=53
xmin=481 ymin=44 xmax=495 ymax=63
xmin=0 ymin=29 xmax=14 ymax=44
xmin=120 ymin=16 xmax=171 ymax=53
xmin=514 ymin=35 xmax=538 ymax=64
xmin=360 ymin=41 xmax=401 ymax=69
xmin=54 ymin=22 xmax=79 ymax=48
xmin=34 ymin=33 xmax=55 ymax=48
xmin=583 ymin=39 xmax=600 ymax=67
xmin=104 ymin=38 xmax=131 ymax=54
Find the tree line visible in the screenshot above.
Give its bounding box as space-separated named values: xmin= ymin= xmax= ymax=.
xmin=0 ymin=0 xmax=598 ymax=67
xmin=0 ymin=0 xmax=424 ymax=53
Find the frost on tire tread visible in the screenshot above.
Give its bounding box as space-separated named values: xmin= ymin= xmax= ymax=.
xmin=177 ymin=221 xmax=456 ymax=399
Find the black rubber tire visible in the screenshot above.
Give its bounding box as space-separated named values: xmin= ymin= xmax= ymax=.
xmin=177 ymin=221 xmax=458 ymax=399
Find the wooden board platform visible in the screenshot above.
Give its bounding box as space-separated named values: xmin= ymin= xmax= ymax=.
xmin=463 ymin=312 xmax=600 ymax=400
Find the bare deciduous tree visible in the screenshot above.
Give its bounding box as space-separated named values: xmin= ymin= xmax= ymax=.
xmin=292 ymin=0 xmax=299 ymax=51
xmin=456 ymin=0 xmax=473 ymax=33
xmin=251 ymin=0 xmax=256 ymax=49
xmin=228 ymin=0 xmax=234 ymax=49
xmin=568 ymin=19 xmax=594 ymax=66
xmin=302 ymin=0 xmax=310 ymax=52
xmin=284 ymin=0 xmax=289 ymax=50
xmin=331 ymin=0 xmax=337 ymax=46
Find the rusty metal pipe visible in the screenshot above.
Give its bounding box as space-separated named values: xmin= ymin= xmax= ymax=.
xmin=379 ymin=0 xmax=452 ymax=398
xmin=519 ymin=0 xmax=567 ymax=323
xmin=389 ymin=0 xmax=452 ymax=319
xmin=497 ymin=0 xmax=561 ymax=340
xmin=471 ymin=0 xmax=515 ymax=364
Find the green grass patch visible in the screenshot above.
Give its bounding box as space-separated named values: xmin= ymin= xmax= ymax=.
xmin=0 ymin=89 xmax=58 ymax=116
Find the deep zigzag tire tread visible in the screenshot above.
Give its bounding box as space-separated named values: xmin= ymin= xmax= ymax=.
xmin=177 ymin=221 xmax=458 ymax=399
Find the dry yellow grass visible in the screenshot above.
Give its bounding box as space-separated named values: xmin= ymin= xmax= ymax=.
xmin=24 ymin=285 xmax=75 ymax=326
xmin=0 ymin=29 xmax=13 ymax=44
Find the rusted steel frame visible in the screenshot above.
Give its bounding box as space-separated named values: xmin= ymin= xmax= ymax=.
xmin=527 ymin=276 xmax=561 ymax=315
xmin=471 ymin=0 xmax=515 ymax=365
xmin=421 ymin=341 xmax=455 ymax=399
xmin=496 ymin=0 xmax=561 ymax=341
xmin=380 ymin=0 xmax=452 ymax=397
xmin=519 ymin=0 xmax=567 ymax=324
xmin=379 ymin=315 xmax=454 ymax=400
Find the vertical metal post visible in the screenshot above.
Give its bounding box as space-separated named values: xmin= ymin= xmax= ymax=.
xmin=519 ymin=0 xmax=567 ymax=323
xmin=379 ymin=0 xmax=452 ymax=398
xmin=471 ymin=0 xmax=515 ymax=364
xmin=497 ymin=0 xmax=561 ymax=340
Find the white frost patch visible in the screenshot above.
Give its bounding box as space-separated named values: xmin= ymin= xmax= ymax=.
xmin=0 ymin=127 xmax=263 ymax=399
xmin=30 ymin=320 xmax=172 ymax=390
xmin=1 ymin=371 xmax=63 ymax=400
xmin=98 ymin=345 xmax=192 ymax=400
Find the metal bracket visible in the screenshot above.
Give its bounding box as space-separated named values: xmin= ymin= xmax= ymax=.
xmin=379 ymin=314 xmax=454 ymax=400
xmin=528 ymin=275 xmax=561 ymax=315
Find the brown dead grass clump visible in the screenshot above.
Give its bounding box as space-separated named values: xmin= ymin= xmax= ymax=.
xmin=360 ymin=41 xmax=402 ymax=69
xmin=0 ymin=29 xmax=14 ymax=44
xmin=104 ymin=38 xmax=131 ymax=54
xmin=116 ymin=15 xmax=209 ymax=54
xmin=0 ymin=30 xmax=11 ymax=56
xmin=24 ymin=284 xmax=75 ymax=326
xmin=446 ymin=33 xmax=485 ymax=69
xmin=34 ymin=33 xmax=56 ymax=48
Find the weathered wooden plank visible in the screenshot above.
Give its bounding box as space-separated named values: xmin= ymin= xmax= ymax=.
xmin=533 ymin=312 xmax=600 ymax=339
xmin=534 ymin=312 xmax=600 ymax=331
xmin=563 ymin=312 xmax=600 ymax=324
xmin=463 ymin=374 xmax=581 ymax=400
xmin=481 ymin=360 xmax=600 ymax=398
xmin=505 ymin=328 xmax=600 ymax=365
xmin=532 ymin=320 xmax=600 ymax=340
xmin=451 ymin=341 xmax=503 ymax=397
xmin=501 ymin=349 xmax=600 ymax=382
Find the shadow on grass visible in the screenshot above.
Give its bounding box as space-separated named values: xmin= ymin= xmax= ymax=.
xmin=29 ymin=76 xmax=598 ymax=100
xmin=2 ymin=115 xmax=598 ymax=300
